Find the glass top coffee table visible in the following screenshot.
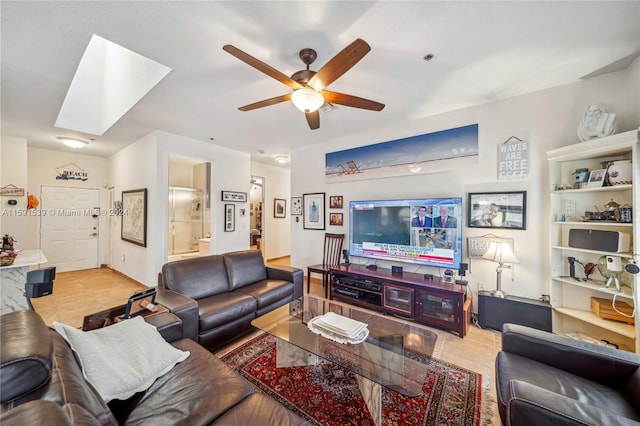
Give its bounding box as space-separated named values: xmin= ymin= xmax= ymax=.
xmin=252 ymin=295 xmax=438 ymax=425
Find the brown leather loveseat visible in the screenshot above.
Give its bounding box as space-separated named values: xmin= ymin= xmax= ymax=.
xmin=158 ymin=249 xmax=304 ymax=351
xmin=0 ymin=310 xmax=307 ymax=425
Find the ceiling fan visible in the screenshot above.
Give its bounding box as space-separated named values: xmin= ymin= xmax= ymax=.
xmin=223 ymin=39 xmax=385 ymax=130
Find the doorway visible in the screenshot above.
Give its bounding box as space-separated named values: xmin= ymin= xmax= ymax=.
xmin=250 ymin=176 xmax=264 ymax=250
xmin=40 ymin=185 xmax=100 ymax=272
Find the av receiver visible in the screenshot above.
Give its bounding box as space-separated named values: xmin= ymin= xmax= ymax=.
xmin=335 ymin=277 xmax=381 ymax=292
xmin=333 ymin=285 xmax=361 ymax=298
xmin=568 ymin=229 xmax=630 ymax=253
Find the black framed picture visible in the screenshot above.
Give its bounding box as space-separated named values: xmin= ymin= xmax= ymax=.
xmin=224 ymin=204 xmax=235 ymax=232
xmin=467 ymin=191 xmax=527 ymax=230
xmin=274 ymin=198 xmax=286 ymax=218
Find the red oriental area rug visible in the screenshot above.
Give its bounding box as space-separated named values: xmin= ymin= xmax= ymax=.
xmin=220 ymin=333 xmax=482 ymax=426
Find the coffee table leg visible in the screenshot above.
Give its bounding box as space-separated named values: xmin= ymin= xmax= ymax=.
xmin=358 ymin=375 xmax=382 ymax=426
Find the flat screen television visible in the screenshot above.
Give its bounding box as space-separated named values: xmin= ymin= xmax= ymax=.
xmin=349 ymin=198 xmax=463 ymax=269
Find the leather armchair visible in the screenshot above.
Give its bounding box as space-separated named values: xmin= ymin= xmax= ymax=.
xmin=495 ymin=323 xmax=640 ymax=425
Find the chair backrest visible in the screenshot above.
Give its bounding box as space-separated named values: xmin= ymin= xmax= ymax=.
xmin=322 ymin=233 xmax=344 ymax=268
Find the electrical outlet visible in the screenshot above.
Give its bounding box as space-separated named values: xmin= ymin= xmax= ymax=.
xmin=121 ymin=254 xmax=125 ymax=262
xmin=478 ymin=282 xmax=485 ymax=290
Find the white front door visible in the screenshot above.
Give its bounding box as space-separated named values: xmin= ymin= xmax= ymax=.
xmin=40 ymin=186 xmax=100 ymax=272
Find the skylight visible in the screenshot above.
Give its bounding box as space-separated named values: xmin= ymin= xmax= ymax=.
xmin=55 ymin=34 xmax=171 ymax=135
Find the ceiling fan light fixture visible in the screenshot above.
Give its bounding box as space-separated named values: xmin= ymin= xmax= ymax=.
xmin=291 ymin=88 xmax=324 ymax=113
xmin=57 ymin=136 xmax=89 ymax=148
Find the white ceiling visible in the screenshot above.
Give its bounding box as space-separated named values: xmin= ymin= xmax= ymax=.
xmin=2 ymin=1 xmax=639 ymax=167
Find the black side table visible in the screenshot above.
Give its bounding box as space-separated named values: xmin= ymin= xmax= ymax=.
xmin=478 ymin=291 xmax=552 ymax=332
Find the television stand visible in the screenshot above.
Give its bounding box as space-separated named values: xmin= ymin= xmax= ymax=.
xmin=329 ymin=264 xmax=467 ymax=337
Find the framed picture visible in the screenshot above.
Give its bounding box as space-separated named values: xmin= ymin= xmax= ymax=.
xmin=468 ymin=191 xmax=527 ymax=230
xmin=587 ymin=169 xmax=607 ymax=188
xmin=329 ymin=195 xmax=343 ymax=209
xmin=291 ymin=197 xmax=302 ymax=215
xmin=274 ymin=198 xmax=286 ymax=218
xmin=121 ymin=189 xmax=147 ymax=246
xmin=329 ymin=212 xmax=343 ymax=226
xmin=224 ymin=204 xmax=235 ymax=232
xmin=221 ymin=191 xmax=247 ymax=202
xmin=303 ymin=192 xmax=325 ymax=230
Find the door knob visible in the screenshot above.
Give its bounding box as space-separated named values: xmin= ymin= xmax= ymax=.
xmin=90 ymin=233 xmax=98 ymax=237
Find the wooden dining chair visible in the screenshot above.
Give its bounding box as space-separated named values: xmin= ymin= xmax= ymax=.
xmin=307 ymin=233 xmax=344 ymax=297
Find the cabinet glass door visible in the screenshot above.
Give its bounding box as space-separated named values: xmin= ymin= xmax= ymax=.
xmin=383 ymin=284 xmax=413 ymax=315
xmin=415 ymin=290 xmax=457 ymax=324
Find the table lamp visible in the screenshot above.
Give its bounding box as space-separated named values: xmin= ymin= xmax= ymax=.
xmin=482 ymin=241 xmax=519 ymax=298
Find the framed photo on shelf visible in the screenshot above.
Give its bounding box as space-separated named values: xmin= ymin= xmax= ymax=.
xmin=121 ymin=189 xmax=147 ymax=247
xmin=329 ymin=195 xmax=343 ymax=209
xmin=291 ymin=197 xmax=302 ymax=215
xmin=221 ymin=191 xmax=247 ymax=202
xmin=274 ymin=198 xmax=286 ymax=218
xmin=303 ymin=192 xmax=325 ymax=230
xmin=587 ymin=169 xmax=607 ymax=188
xmin=467 ymin=191 xmax=527 ymax=230
xmin=329 ymin=212 xmax=343 ymax=226
xmin=224 ymin=204 xmax=235 ymax=232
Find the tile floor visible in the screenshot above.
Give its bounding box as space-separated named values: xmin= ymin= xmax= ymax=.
xmin=31 ymin=258 xmax=502 ymax=425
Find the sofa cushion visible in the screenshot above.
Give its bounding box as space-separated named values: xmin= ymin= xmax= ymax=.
xmin=224 ymin=250 xmax=268 ymax=290
xmin=54 ymin=316 xmax=190 ymax=402
xmin=236 ymin=279 xmax=294 ymax=309
xmin=0 ymin=400 xmax=73 ymax=425
xmin=162 ymin=255 xmax=231 ymax=299
xmin=123 ymin=338 xmax=254 ymax=425
xmin=197 ymin=292 xmax=257 ymax=331
xmin=627 ymin=367 xmax=640 ymax=411
xmin=497 ymin=351 xmax=640 ymax=421
xmin=0 ymin=311 xmax=53 ymax=404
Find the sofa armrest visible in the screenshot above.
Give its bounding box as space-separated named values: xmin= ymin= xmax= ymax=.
xmin=507 ymin=380 xmax=640 ymax=426
xmin=156 ymin=288 xmax=199 ymax=341
xmin=502 ymin=323 xmax=640 ymax=387
xmin=266 ymin=265 xmax=304 ymax=299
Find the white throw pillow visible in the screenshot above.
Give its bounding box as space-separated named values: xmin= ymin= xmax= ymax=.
xmin=53 ymin=316 xmax=189 ymax=402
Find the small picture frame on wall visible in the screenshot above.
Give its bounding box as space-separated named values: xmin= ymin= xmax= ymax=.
xmin=329 ymin=195 xmax=343 ymax=209
xmin=224 ymin=204 xmax=235 ymax=232
xmin=121 ymin=189 xmax=147 ymax=246
xmin=291 ymin=197 xmax=302 ymax=215
xmin=468 ymin=191 xmax=527 ymax=230
xmin=221 ymin=191 xmax=247 ymax=202
xmin=329 ymin=213 xmax=343 ymax=226
xmin=274 ymin=198 xmax=286 ymax=218
xmin=586 ymin=169 xmax=607 ymax=188
xmin=303 ymin=192 xmax=325 ymax=230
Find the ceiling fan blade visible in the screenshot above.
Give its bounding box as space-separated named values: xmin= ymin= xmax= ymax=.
xmin=238 ymin=94 xmax=291 ymax=111
xmin=307 ymin=39 xmax=371 ymax=91
xmin=223 ymin=45 xmax=304 ymax=90
xmin=305 ymin=110 xmax=320 ymax=130
xmin=321 ymin=90 xmax=385 ymax=111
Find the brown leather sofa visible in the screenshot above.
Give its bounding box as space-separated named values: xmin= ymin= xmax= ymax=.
xmin=158 ymin=249 xmax=304 ymax=351
xmin=0 ymin=310 xmax=308 ymax=425
xmin=495 ymin=323 xmax=640 ymax=426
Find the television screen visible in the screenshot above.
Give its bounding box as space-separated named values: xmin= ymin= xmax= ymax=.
xmin=349 ymin=198 xmax=463 ymax=269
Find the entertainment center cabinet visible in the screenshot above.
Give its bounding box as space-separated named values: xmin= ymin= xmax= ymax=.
xmin=329 ymin=264 xmax=468 ymax=337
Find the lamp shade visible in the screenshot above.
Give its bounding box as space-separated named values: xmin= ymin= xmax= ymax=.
xmin=482 ymin=241 xmax=519 ymax=264
xmin=291 ymin=88 xmax=324 ymax=113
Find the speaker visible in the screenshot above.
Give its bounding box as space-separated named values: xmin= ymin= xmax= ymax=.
xmin=568 ymin=229 xmax=630 ymax=253
xmin=391 ymin=266 xmax=403 ymax=275
xmin=341 ymin=249 xmax=350 ymax=266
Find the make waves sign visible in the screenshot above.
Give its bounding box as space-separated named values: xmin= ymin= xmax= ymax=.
xmin=56 ymin=163 xmax=88 ymax=181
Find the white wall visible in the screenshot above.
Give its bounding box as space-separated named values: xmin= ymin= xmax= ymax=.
xmin=108 ymin=130 xmax=251 ymax=286
xmin=0 ymin=136 xmax=28 ymax=246
xmin=250 ymin=161 xmax=291 ymax=260
xmin=290 ymin=63 xmax=640 ymax=305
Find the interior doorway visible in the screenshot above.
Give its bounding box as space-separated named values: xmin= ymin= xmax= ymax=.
xmin=250 ymin=176 xmax=264 ymax=250
xmin=168 ymin=155 xmax=211 ymax=262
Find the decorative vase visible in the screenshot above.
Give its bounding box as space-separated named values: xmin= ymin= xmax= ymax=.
xmin=607 ymin=160 xmax=632 ymax=185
